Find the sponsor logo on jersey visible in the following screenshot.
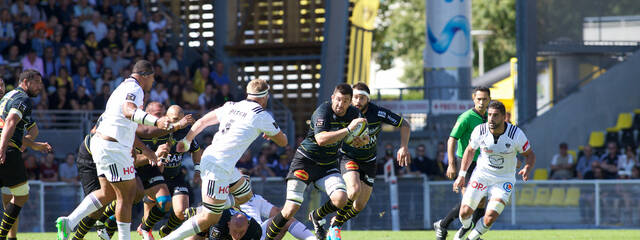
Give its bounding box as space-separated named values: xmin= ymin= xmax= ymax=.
xmin=469 ymin=181 xmax=487 ymax=191
xmin=345 ymin=161 xmax=359 ymax=171
xmin=483 ymin=147 xmax=493 ymax=153
xmin=522 ymin=141 xmax=530 ymax=152
xmin=218 ymin=185 xmax=229 ymax=194
xmin=505 ymin=143 xmax=511 ymax=148
xmin=149 ymin=176 xmax=165 ymax=184
xmin=488 ymin=155 xmax=505 ymax=169
xmin=294 ymin=170 xmax=309 ymax=181
xmin=174 ymin=187 xmax=189 ymax=194
xmin=17 ymin=103 xmax=27 ymax=112
xmin=377 ymin=111 xmax=387 ymax=118
xmin=365 ymin=175 xmax=375 ymax=184
xmin=503 ymin=182 xmax=513 ymax=192
xmin=126 ymin=93 xmax=136 ymax=101
xmin=123 ymin=166 xmax=135 ymax=175
xmin=316 ymin=118 xmax=324 ymax=127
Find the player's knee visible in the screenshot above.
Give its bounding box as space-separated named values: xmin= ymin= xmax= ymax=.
xmin=281 ymin=202 xmax=300 ymax=219
xmin=156 ymin=195 xmax=172 ymax=212
xmin=346 ymin=181 xmax=361 ymax=199
xmin=459 ymin=205 xmax=474 ymax=219
xmin=230 ymin=179 xmax=252 ymax=204
xmin=330 ymin=191 xmax=348 ymax=209
xmin=286 ymin=179 xmax=306 ymax=207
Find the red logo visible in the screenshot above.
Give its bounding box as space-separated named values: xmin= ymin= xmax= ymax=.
xmin=123 ymin=166 xmax=135 ymax=175
xmin=218 ymin=186 xmax=229 ymax=194
xmin=482 ymin=147 xmax=493 ymax=153
xmin=469 ymin=181 xmax=487 ymax=191
xmin=0 ymin=118 xmax=4 ymax=128
xmin=522 ymin=141 xmax=530 ymax=152
xmin=345 ymin=161 xmax=359 ymax=171
xmin=294 ymin=170 xmax=309 ymax=181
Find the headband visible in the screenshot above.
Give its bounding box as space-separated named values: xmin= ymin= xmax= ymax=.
xmin=135 ymin=71 xmax=155 ymax=76
xmin=353 ymin=89 xmax=370 ymax=98
xmin=247 ymin=85 xmax=270 ymax=98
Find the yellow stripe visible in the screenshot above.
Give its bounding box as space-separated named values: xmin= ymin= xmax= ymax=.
xmin=3 ymin=212 xmax=16 ymax=220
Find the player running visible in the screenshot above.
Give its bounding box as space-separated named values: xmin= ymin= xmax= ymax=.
xmin=161 ymin=79 xmax=288 ymax=240
xmin=56 ymin=60 xmax=172 ymax=240
xmin=0 ymin=70 xmax=47 ymax=240
xmin=328 ymin=82 xmax=411 ymax=235
xmin=263 ymin=84 xmax=368 ymax=240
xmin=452 ymin=101 xmax=536 ymax=240
xmin=434 ymin=87 xmax=491 ymax=240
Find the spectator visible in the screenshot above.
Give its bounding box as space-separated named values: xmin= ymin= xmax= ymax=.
xmin=55 ymin=47 xmax=72 ymax=76
xmin=112 ymin=12 xmax=128 ymax=36
xmin=157 ymin=50 xmax=178 ymax=74
xmin=148 ymin=10 xmax=171 ymax=34
xmin=59 ymin=153 xmax=79 ymax=183
xmin=550 ymin=142 xmax=575 ymax=179
xmin=21 ymin=49 xmax=44 ymax=76
xmin=95 ymin=67 xmax=114 ymax=92
xmin=93 ymin=83 xmax=111 ymax=110
xmin=98 ymin=28 xmax=121 ymax=55
xmin=168 ymin=84 xmax=183 ymax=106
xmin=27 ymin=0 xmax=46 ymax=23
xmin=150 ymin=82 xmax=170 ymax=106
xmin=190 ymin=51 xmax=213 ymax=75
xmin=210 ymin=61 xmax=231 ymax=87
xmin=576 ymin=145 xmax=599 ymax=179
xmin=135 ymin=31 xmax=159 ymax=56
xmin=192 ymin=66 xmax=210 ymax=94
xmin=70 ymin=85 xmax=94 ymax=110
xmin=39 ymin=153 xmax=59 ymax=182
xmin=31 ymin=29 xmax=52 ymax=58
xmin=55 ymin=67 xmax=73 ymax=90
xmin=42 ymin=46 xmax=56 ymax=78
xmin=68 ymin=16 xmax=87 ymax=39
xmin=49 ymin=86 xmax=71 ymax=110
xmin=97 ymin=0 xmax=114 ymax=17
xmin=125 ymin=1 xmax=140 ymax=22
xmin=84 ymin=32 xmax=99 ymax=56
xmin=34 ymin=16 xmax=58 ymax=41
xmin=72 ymin=65 xmax=94 ymax=95
xmin=10 ymin=0 xmax=31 ymax=18
xmin=88 ymin=50 xmax=104 ymax=79
xmin=42 ymin=0 xmax=59 ymax=22
xmin=74 ymin=0 xmax=95 ymax=22
xmin=83 ymin=12 xmax=108 ymax=42
xmin=632 ymin=166 xmax=640 ymax=179
xmin=13 ymin=29 xmax=30 ymax=56
xmin=236 ymin=151 xmax=254 ymax=171
xmin=181 ymin=81 xmax=199 ymax=109
xmin=175 ymin=46 xmax=188 ymax=75
xmin=198 ymin=83 xmax=216 ymax=112
xmin=5 ymin=45 xmax=21 ymax=70
xmin=63 ymin=26 xmax=84 ymax=53
xmin=71 ymin=50 xmax=89 ymax=74
xmin=128 ymin=11 xmax=146 ymax=40
xmin=436 ymin=150 xmax=448 ymax=172
xmin=155 ymin=30 xmax=169 ymax=53
xmin=600 ymin=142 xmax=621 ymax=179
xmin=0 ymin=9 xmax=16 ymax=52
xmin=409 ymin=144 xmax=430 ymax=176
xmin=119 ymin=31 xmax=136 ymax=58
xmin=250 ymin=153 xmax=276 ymax=178
xmin=24 ymin=154 xmax=39 ymax=180
xmin=213 ymin=84 xmax=234 ymax=108
xmin=618 ymin=145 xmax=638 ymax=179
xmin=272 ymin=154 xmax=290 ymax=178
xmin=104 ymin=47 xmax=130 ymax=76
xmin=12 ymin=12 xmax=32 ymax=35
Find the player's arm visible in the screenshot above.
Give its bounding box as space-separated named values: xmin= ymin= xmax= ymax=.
xmin=21 ymin=123 xmax=52 ymax=153
xmin=0 ymin=109 xmax=22 ymax=164
xmin=121 ymin=100 xmax=170 ymax=130
xmin=518 ymin=149 xmax=536 ymax=182
xmin=453 ymin=145 xmax=476 ymax=192
xmin=447 ymin=117 xmax=466 ymax=179
xmin=259 ymin=114 xmax=288 ymax=147
xmin=133 ymin=136 xmax=160 ymax=166
xmin=397 ymin=119 xmax=411 ymax=167
xmin=136 ymin=114 xmax=195 ymax=138
xmin=177 ymin=109 xmax=220 ymax=152
xmin=315 ymin=118 xmax=367 ymax=146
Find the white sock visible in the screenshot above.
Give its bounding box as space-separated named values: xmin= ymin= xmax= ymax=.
xmin=117 ymin=221 xmax=131 ymax=240
xmin=467 ymin=217 xmax=490 ymax=240
xmin=459 ymin=214 xmax=472 ymax=229
xmin=67 ymin=193 xmax=102 ymax=228
xmin=162 ymin=216 xmax=201 ymax=240
xmin=223 ymin=194 xmax=235 ymax=209
xmin=288 ymin=220 xmax=316 ymax=240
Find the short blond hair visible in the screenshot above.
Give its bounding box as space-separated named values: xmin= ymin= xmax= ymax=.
xmin=246 ymin=79 xmax=269 ymax=97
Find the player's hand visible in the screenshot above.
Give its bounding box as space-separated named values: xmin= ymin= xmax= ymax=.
xmin=176 ymin=138 xmax=191 ymax=152
xmin=453 ymin=176 xmax=465 ymax=193
xmin=32 ymin=142 xmax=53 ymax=153
xmin=155 ymin=143 xmax=170 ymax=166
xmin=193 ymin=172 xmax=202 ymax=186
xmin=262 ymin=133 xmax=272 ymax=141
xmin=446 ymin=164 xmax=457 ymax=180
xmin=176 ymin=114 xmax=195 ymax=129
xmin=142 ymin=148 xmax=158 ymax=166
xmin=519 ymin=167 xmax=530 ymax=182
xmin=351 ymin=135 xmax=368 ymax=148
xmin=156 ymin=116 xmax=172 ymax=131
xmin=347 ymin=118 xmax=367 ymax=132
xmin=396 ymin=146 xmax=411 ymax=167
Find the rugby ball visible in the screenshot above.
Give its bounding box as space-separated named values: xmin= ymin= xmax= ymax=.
xmin=344 ymin=122 xmax=368 ymax=144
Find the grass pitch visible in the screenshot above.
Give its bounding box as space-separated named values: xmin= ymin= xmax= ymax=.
xmin=16 ymin=229 xmax=640 ymax=240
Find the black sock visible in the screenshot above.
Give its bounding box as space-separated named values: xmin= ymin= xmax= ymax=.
xmin=472 ymin=207 xmax=486 ymax=224
xmin=184 ymin=207 xmax=197 ymax=220
xmin=160 ymin=212 xmax=183 ymax=236
xmin=313 ymin=200 xmax=339 ymax=220
xmin=7 ymin=238 xmax=16 ymax=240
xmin=441 ymin=203 xmax=461 ymax=228
xmin=105 ymin=217 xmax=117 ymax=236
xmin=332 ymin=199 xmax=355 ymax=227
xmin=71 ymin=216 xmax=97 ymax=240
xmin=98 ymin=201 xmax=116 ymax=223
xmin=0 ymin=203 xmax=21 ymax=239
xmin=265 ymin=212 xmax=288 ymax=240
xmin=141 ymin=205 xmax=166 ymax=231
xmin=196 ymin=231 xmax=208 ymax=237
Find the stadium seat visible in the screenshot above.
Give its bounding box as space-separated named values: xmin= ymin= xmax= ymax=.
xmin=533 ymin=187 xmax=551 ymax=206
xmin=605 ymin=127 xmax=619 ymax=144
xmin=567 ymin=150 xmax=577 ymax=162
xmin=547 ymin=188 xmax=566 ymax=206
xmin=614 ymin=113 xmax=633 ymax=130
xmin=517 ymin=187 xmax=535 ymax=206
xmin=588 ymin=131 xmax=605 ymax=148
xmin=563 ymin=187 xmax=580 ymax=207
xmin=533 ymin=168 xmax=548 ymax=180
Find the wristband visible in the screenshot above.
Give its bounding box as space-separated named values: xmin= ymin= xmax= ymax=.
xmin=132 ymin=108 xmax=158 ymax=126
xmin=180 ymin=138 xmax=192 ymax=152
xmin=194 ymin=164 xmax=201 ymax=172
xmin=346 ymin=127 xmax=352 ymax=134
xmin=459 ymin=170 xmax=467 ymax=177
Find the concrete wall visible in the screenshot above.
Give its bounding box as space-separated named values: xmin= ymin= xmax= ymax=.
xmin=521 ymin=49 xmax=640 ymax=168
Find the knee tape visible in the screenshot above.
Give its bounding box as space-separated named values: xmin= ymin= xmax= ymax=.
xmin=156 ymin=195 xmax=172 ymax=212
xmin=1 ymin=187 xmax=11 ymax=195
xmin=487 ymin=201 xmax=505 ymax=215
xmin=202 ymin=202 xmax=225 ymax=215
xmin=231 ymin=179 xmax=252 ymax=199
xmin=317 ymin=174 xmax=347 ymax=197
xmin=286 ymin=179 xmax=307 ymax=205
xmin=10 ymin=184 xmax=29 ymax=196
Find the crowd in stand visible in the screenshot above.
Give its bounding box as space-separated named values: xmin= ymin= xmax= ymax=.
xmin=550 ymin=142 xmax=640 ymax=180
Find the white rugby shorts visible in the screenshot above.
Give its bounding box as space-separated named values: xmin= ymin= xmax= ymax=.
xmin=90 ymin=136 xmax=136 ymax=182
xmin=201 ymin=160 xmax=243 ymax=201
xmin=461 ymin=172 xmax=514 ymax=210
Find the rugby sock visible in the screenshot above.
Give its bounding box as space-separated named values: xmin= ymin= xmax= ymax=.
xmin=196 ymin=231 xmax=208 ymax=237
xmin=467 ymin=217 xmax=490 ymax=240
xmin=332 ymin=198 xmax=354 ymax=227
xmin=116 ymin=221 xmax=131 ymax=240
xmin=98 ymin=201 xmax=117 ymax=223
xmin=160 ymin=212 xmax=184 ymax=236
xmin=265 ymin=212 xmax=288 ymax=240
xmin=0 ymin=203 xmax=21 ymax=239
xmin=288 ymin=220 xmax=315 ymax=240
xmin=7 ymin=238 xmax=16 ymax=240
xmin=162 ymin=217 xmax=201 ymax=240
xmin=141 ymin=205 xmax=165 ymax=231
xmin=71 ymin=216 xmax=97 ymax=240
xmin=459 ymin=214 xmax=472 ymax=229
xmin=105 ymin=216 xmax=118 ymax=236
xmin=313 ymin=201 xmax=339 ymax=219
xmin=441 ymin=204 xmax=461 ymax=228
xmin=472 ymin=207 xmax=486 ymax=224
xmin=68 ymin=193 xmax=102 ymax=229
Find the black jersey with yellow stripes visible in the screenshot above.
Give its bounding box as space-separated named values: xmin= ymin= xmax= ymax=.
xmin=163 ymin=127 xmax=200 ymax=179
xmin=298 ymin=101 xmax=361 ymax=164
xmin=0 ymin=87 xmax=34 ymax=149
xmin=341 ymin=102 xmax=403 ymax=161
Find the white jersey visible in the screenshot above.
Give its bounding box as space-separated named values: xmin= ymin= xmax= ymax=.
xmin=240 ymin=194 xmax=275 ymax=223
xmin=469 ymin=123 xmax=531 ymax=179
xmin=203 ymin=100 xmax=281 ymax=171
xmin=96 ymin=77 xmax=144 ymax=148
